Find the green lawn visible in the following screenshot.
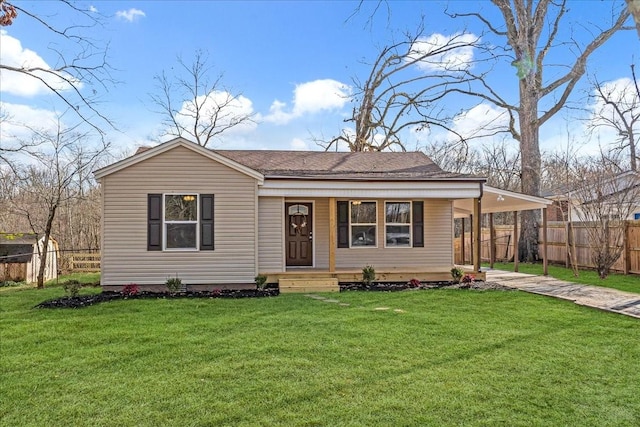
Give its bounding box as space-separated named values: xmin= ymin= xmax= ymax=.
xmin=488 ymin=262 xmax=640 ymax=294
xmin=1 ymin=287 xmax=639 ymax=426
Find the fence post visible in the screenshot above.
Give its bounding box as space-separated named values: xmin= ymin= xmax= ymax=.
xmin=623 ymin=220 xmax=630 ymax=275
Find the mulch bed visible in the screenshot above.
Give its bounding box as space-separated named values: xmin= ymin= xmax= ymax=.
xmin=35 ymin=288 xmax=280 ymax=309
xmin=340 ymin=281 xmax=515 ymax=292
xmin=36 ymin=281 xmax=515 ymax=309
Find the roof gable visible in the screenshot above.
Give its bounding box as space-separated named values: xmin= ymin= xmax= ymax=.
xmin=94 ymin=138 xmax=264 ymax=182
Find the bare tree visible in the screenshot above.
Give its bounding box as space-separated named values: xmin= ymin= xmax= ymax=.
xmin=0 ymin=0 xmax=115 ymax=137
xmin=446 ymin=0 xmax=632 ymax=261
xmin=320 ymin=29 xmax=497 ymax=152
xmin=588 ymin=67 xmax=639 ymax=171
xmin=570 ymin=154 xmax=640 ymax=278
xmin=627 ymin=0 xmax=640 ymax=37
xmin=150 ymin=50 xmax=255 ymax=147
xmin=5 ymin=116 xmax=108 ymax=287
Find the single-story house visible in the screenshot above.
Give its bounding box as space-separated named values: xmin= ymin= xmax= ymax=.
xmin=545 ymin=170 xmax=640 ymax=222
xmin=94 ymin=137 xmax=551 ymax=292
xmin=0 ymin=233 xmax=59 ymax=283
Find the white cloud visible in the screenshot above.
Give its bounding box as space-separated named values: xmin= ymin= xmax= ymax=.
xmin=174 ymin=91 xmax=257 ymax=137
xmin=263 ymin=79 xmax=352 ymax=125
xmin=0 ymin=30 xmax=78 ymax=97
xmin=407 ymin=33 xmax=478 ymax=72
xmin=89 ymin=5 xmax=98 ymax=13
xmin=289 ymin=138 xmax=310 ymax=150
xmin=0 ymin=102 xmax=59 ymax=141
xmin=116 ymin=8 xmax=146 ymax=22
xmin=451 ymin=104 xmax=509 ymax=138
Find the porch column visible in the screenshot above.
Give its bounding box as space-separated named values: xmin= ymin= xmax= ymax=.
xmin=460 ymin=217 xmax=466 ymax=265
xmin=542 ymin=207 xmax=548 ymax=276
xmin=473 ymin=197 xmax=482 ymax=273
xmin=470 ymin=215 xmax=474 ymax=266
xmin=489 ymin=212 xmax=495 ymax=269
xmin=513 ymin=211 xmax=519 ymax=272
xmin=329 ymin=197 xmax=336 ymax=272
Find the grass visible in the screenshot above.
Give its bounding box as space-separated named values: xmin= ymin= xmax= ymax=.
xmin=1 ymin=287 xmax=639 ymax=426
xmin=488 ymin=262 xmax=640 ymax=294
xmin=0 ymin=272 xmax=100 ymax=293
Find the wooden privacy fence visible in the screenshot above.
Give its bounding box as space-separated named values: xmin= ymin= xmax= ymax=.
xmin=68 ymin=252 xmax=101 ymax=272
xmin=454 ymin=220 xmax=640 ymax=275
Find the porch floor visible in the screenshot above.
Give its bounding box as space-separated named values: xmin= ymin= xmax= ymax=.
xmin=264 ymin=267 xmax=485 ymax=293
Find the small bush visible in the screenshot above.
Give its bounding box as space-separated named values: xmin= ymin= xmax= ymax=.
xmin=62 ymin=280 xmax=82 ymax=298
xmin=451 ymin=267 xmax=464 ymax=284
xmin=461 ymin=273 xmax=475 ymax=284
xmin=408 ymin=278 xmax=421 ymax=288
xmin=165 ymin=276 xmax=183 ymax=292
xmin=0 ymin=280 xmax=25 ymax=288
xmin=255 ymin=275 xmax=268 ymax=290
xmin=121 ymin=283 xmax=139 ymax=296
xmin=362 ymin=265 xmax=376 ymax=286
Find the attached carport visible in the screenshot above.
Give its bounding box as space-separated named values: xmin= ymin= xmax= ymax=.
xmin=453 ymin=185 xmax=553 ymax=275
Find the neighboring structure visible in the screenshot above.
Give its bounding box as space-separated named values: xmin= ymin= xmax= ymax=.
xmin=0 ymin=233 xmax=59 ymax=283
xmin=94 ymin=138 xmax=550 ymax=292
xmin=545 ymin=171 xmax=640 ymax=222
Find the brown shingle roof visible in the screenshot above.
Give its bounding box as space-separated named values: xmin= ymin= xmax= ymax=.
xmin=213 ymin=150 xmax=481 ymax=181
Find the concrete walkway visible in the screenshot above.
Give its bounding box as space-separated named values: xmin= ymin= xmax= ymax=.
xmin=486 ymin=270 xmax=640 ymax=319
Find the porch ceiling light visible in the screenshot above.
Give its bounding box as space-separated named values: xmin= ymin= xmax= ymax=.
xmin=497 ymin=194 xmax=505 ymax=202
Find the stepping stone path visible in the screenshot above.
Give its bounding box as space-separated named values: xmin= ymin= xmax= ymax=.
xmin=304 ymin=294 xmax=406 ymax=313
xmin=487 ymin=270 xmax=640 ymax=319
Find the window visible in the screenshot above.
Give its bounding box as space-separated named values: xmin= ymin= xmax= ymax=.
xmin=165 ymin=194 xmax=198 ymax=249
xmin=350 ymin=201 xmax=376 ymax=247
xmin=147 ymin=194 xmax=214 ymax=251
xmin=385 ymin=202 xmax=411 ymax=247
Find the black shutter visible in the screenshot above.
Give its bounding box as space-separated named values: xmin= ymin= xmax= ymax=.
xmin=200 ymin=194 xmax=214 ymax=250
xmin=148 ymin=194 xmax=162 ymax=251
xmin=412 ymin=201 xmax=424 ymax=248
xmin=337 ymin=201 xmax=349 ymax=248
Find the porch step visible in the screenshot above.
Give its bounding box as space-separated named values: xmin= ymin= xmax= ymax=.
xmin=279 ymin=278 xmax=340 ymax=293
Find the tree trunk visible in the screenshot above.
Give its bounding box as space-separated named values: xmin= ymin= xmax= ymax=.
xmin=37 ymin=206 xmax=57 ymax=289
xmin=518 ymin=78 xmax=542 ymax=262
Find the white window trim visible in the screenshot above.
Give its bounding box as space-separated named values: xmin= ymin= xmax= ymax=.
xmin=163 ymin=193 xmax=200 ymax=251
xmin=384 ymin=201 xmax=412 ymax=249
xmin=349 ymin=200 xmax=378 ymax=248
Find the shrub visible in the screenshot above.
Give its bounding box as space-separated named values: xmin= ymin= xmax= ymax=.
xmin=450 ymin=267 xmax=464 ymax=284
xmin=461 ymin=273 xmax=475 ymax=284
xmin=62 ymin=280 xmax=82 ymax=298
xmin=362 ymin=265 xmax=376 ymax=286
xmin=254 ymin=274 xmax=268 ymax=290
xmin=408 ymin=278 xmax=421 ymax=288
xmin=0 ymin=280 xmax=24 ymax=288
xmin=121 ymin=283 xmax=139 ymax=296
xmin=165 ymin=275 xmax=183 ymax=292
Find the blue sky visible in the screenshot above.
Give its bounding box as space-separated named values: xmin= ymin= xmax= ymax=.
xmin=1 ymin=1 xmax=637 ymax=156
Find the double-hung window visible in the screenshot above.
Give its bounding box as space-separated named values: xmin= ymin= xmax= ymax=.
xmin=385 ymin=202 xmax=411 ymax=247
xmin=350 ymin=201 xmax=377 ymax=247
xmin=164 ymin=194 xmax=198 ymax=249
xmin=147 ymin=193 xmax=215 ymax=251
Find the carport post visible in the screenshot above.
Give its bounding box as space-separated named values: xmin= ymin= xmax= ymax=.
xmin=542 ymin=207 xmax=548 ymax=276
xmin=489 ymin=212 xmax=495 ymax=269
xmin=513 ymin=211 xmax=519 ymax=272
xmin=473 ymin=197 xmax=482 ymax=273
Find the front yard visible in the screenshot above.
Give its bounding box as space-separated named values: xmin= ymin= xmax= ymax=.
xmin=1 ymin=286 xmax=639 ymax=426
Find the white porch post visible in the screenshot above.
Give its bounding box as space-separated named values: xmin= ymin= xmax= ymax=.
xmin=329 ymin=197 xmax=336 ymax=272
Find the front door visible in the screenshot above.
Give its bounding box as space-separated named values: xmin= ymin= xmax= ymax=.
xmin=285 ymin=202 xmax=313 ymax=267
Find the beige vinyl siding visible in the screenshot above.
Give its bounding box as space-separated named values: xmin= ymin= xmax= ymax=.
xmin=258 ymin=197 xmax=284 ymax=272
xmin=334 ymin=198 xmax=453 ymax=269
xmin=101 ymin=145 xmax=258 ymax=287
